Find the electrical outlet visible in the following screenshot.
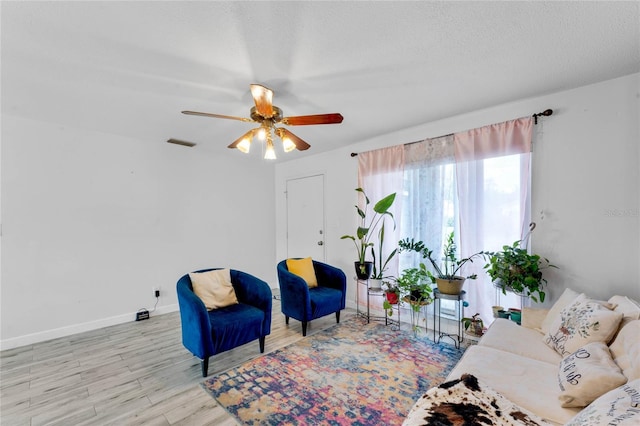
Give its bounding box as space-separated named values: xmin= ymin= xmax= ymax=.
xmin=153 ymin=286 xmax=160 ymax=298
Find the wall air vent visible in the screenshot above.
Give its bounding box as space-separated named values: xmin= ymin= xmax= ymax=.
xmin=167 ymin=138 xmax=196 ymax=147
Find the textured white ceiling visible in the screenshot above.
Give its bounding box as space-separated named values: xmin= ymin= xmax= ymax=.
xmin=2 ymin=1 xmax=639 ymax=160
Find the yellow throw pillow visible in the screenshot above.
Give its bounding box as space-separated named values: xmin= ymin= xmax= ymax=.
xmin=189 ymin=268 xmax=238 ymax=310
xmin=286 ymin=257 xmax=318 ymax=288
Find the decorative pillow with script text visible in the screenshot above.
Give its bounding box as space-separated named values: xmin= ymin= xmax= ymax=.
xmin=565 ymin=379 xmax=640 ymax=426
xmin=558 ymin=341 xmax=627 ymax=408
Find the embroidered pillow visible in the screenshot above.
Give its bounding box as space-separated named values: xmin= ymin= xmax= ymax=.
xmin=564 ymin=379 xmax=640 ymax=426
xmin=543 ymin=294 xmax=623 ymax=357
xmin=286 ymin=257 xmax=318 ymax=288
xmin=558 ymin=341 xmax=627 ymax=408
xmin=189 ymin=268 xmax=238 ymax=310
xmin=540 ymin=288 xmax=581 ymax=334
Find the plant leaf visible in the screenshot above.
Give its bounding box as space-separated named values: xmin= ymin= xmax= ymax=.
xmin=373 ymin=193 xmax=396 ymax=214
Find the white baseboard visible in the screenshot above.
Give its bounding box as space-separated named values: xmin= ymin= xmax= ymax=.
xmin=0 ymin=304 xmax=179 ymax=351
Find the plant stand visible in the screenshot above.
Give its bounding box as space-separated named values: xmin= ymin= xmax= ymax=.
xmin=355 ymin=277 xmax=400 ymax=328
xmin=433 ymin=289 xmax=466 ymax=348
xmin=402 ymin=296 xmax=429 ymax=336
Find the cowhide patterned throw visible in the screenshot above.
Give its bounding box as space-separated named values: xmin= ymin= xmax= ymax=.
xmin=403 ymin=374 xmax=553 ymax=426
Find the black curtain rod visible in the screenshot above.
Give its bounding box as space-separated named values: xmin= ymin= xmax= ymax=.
xmin=350 ymin=108 xmax=553 ymax=157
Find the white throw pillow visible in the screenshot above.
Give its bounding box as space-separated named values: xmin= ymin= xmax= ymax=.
xmin=558 ymin=341 xmax=627 ymax=408
xmin=189 ymin=269 xmax=238 ymax=310
xmin=610 ymin=295 xmax=640 ymax=330
xmin=609 ymin=320 xmax=640 ymax=381
xmin=540 ymin=288 xmax=580 ymax=334
xmin=543 ymin=294 xmax=623 ymax=358
xmin=564 ymin=379 xmax=640 ymax=426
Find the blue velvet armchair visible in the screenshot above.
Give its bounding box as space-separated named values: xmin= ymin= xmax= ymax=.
xmin=176 ymin=268 xmax=272 ymax=377
xmin=277 ymin=259 xmax=346 ymax=336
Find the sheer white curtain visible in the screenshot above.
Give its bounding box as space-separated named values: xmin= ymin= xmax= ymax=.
xmin=454 ymin=117 xmax=533 ymax=323
xmin=399 ymin=135 xmax=456 ymax=274
xmin=358 ymin=145 xmax=405 ymax=280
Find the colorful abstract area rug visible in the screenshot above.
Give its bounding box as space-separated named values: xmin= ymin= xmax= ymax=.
xmin=201 ymin=318 xmax=465 ymax=425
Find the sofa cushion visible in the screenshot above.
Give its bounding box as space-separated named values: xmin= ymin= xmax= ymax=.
xmin=479 ymin=318 xmax=561 ymax=365
xmin=564 ymin=379 xmax=640 ymax=426
xmin=558 ymin=341 xmax=627 ymax=408
xmin=609 ymin=320 xmax=640 ymax=381
xmin=189 ymin=269 xmax=239 ymax=310
xmin=543 ymin=294 xmax=623 ymax=358
xmin=540 ymin=288 xmax=580 ymax=334
xmin=521 ymin=307 xmax=549 ymax=330
xmin=447 ymin=345 xmax=580 ymax=425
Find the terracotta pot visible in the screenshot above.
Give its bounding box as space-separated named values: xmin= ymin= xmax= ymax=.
xmin=385 ymin=291 xmax=399 ymax=304
xmin=436 ymin=277 xmax=465 ymax=295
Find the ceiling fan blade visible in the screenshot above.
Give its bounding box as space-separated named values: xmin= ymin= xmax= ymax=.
xmin=281 ymin=113 xmax=344 ymax=126
xmin=227 ymin=129 xmax=256 ymax=149
xmin=182 ymin=110 xmax=253 ymax=122
xmin=250 ymin=84 xmax=274 ymax=118
xmin=276 ymin=128 xmax=311 ymax=151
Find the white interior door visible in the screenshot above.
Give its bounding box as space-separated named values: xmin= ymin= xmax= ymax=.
xmin=286 ymin=175 xmax=325 ymax=261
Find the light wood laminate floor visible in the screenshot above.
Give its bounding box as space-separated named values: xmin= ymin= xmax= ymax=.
xmin=1 ymin=299 xmax=356 ymax=425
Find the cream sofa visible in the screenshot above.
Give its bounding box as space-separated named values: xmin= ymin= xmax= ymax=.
xmin=405 ymin=289 xmax=640 ymax=425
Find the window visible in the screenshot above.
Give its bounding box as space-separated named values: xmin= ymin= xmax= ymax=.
xmin=398 ymin=141 xmax=530 ymax=322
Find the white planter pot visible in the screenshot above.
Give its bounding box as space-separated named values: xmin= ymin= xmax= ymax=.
xmin=369 ymin=278 xmax=383 ymax=291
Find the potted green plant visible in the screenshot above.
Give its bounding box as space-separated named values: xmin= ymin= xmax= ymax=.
xmin=461 ymin=313 xmax=484 ymax=337
xmin=381 ymin=279 xmax=400 ymax=316
xmin=369 ymin=207 xmax=398 ymax=290
xmin=398 ymin=231 xmax=484 ymax=295
xmin=483 ymin=239 xmax=556 ymax=303
xmin=394 ymin=264 xmax=434 ymax=334
xmin=341 ymin=188 xmax=396 ymax=280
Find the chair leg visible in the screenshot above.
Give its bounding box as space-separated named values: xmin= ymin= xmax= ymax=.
xmin=259 ymin=336 xmax=265 ymax=353
xmin=336 ymin=310 xmax=341 ymax=324
xmin=302 ymin=321 xmax=308 ymax=337
xmin=201 ymin=357 xmax=209 ymax=377
xmin=285 ymin=315 xmax=289 ymax=325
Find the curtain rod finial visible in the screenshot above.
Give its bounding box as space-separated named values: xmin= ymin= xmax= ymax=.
xmin=533 ymin=108 xmax=553 ymax=124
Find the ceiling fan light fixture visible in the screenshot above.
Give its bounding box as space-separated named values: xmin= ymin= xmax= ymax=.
xmin=264 ymin=139 xmax=276 ymax=160
xmin=237 ymin=137 xmax=251 ymax=153
xmin=282 ymin=136 xmax=296 ymax=153
xmin=257 ymin=126 xmax=267 ymax=141
xmin=183 ymin=84 xmax=343 ymax=159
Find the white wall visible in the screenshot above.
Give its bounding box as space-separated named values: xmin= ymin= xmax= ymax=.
xmin=275 ymin=73 xmax=640 ymax=308
xmin=1 ymin=117 xmax=276 ymax=349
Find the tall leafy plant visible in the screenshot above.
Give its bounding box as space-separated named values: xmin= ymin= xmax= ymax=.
xmin=370 ymin=212 xmax=398 ymax=279
xmin=341 ymin=188 xmax=396 ymax=275
xmin=398 ymin=231 xmax=482 ymax=282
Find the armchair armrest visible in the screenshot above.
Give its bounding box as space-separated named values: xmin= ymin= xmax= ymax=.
xmin=176 ymin=274 xmax=214 ymax=358
xmin=277 ymin=261 xmax=312 ymax=317
xmin=521 ymin=307 xmax=549 ymax=331
xmin=231 ymin=269 xmax=273 ymax=336
xmin=314 ymin=261 xmax=347 ymax=308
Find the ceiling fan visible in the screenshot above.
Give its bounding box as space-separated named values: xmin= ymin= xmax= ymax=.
xmin=182 ymin=84 xmax=344 ymax=159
